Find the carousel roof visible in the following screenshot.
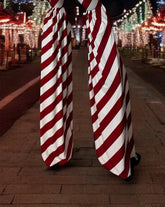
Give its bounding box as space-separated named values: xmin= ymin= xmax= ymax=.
xmin=0 ymin=7 xmax=16 ymax=23
xmin=142 ymin=6 xmax=165 ymax=31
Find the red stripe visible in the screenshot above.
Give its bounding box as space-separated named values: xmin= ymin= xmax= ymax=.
xmin=42 ymin=32 xmax=58 ymax=55
xmin=41 ymin=13 xmax=66 ymax=70
xmin=96 ymin=113 xmax=125 ymax=157
xmin=59 ymin=135 xmax=73 ymax=165
xmin=40 ymin=108 xmax=63 ymax=137
xmin=40 ymin=75 xmax=62 ymax=103
xmin=45 ymin=144 xmax=64 ymax=166
xmin=82 ymin=0 xmax=91 ymax=10
xmin=95 ymin=95 xmax=124 ymax=141
xmin=103 ymin=144 xmax=125 ymax=171
xmin=41 ymin=45 xmax=71 ymax=88
xmin=97 ymin=70 xmax=121 ymax=112
xmin=64 ymin=112 xmax=73 ymax=137
xmin=119 ymin=137 xmax=134 ymax=179
xmin=93 ymin=44 xmax=117 ymax=94
xmin=41 ymin=64 xmax=60 ymax=87
xmin=40 ymin=92 xmax=61 ymax=120
xmin=90 ymin=7 xmax=101 ymax=50
xmin=50 ymin=0 xmax=60 ymax=7
xmin=42 ymin=13 xmax=57 ymax=40
xmin=44 ymin=9 xmax=54 ymax=25
xmin=41 ymin=127 xmax=63 ymax=153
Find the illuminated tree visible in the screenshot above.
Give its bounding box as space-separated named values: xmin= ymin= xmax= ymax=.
xmin=28 ymin=0 xmax=50 ymax=26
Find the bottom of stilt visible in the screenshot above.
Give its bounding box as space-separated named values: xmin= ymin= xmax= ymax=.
xmin=124 ymin=152 xmax=141 ymax=182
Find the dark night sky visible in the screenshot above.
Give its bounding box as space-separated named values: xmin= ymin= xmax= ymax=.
xmin=102 ymin=0 xmax=157 ymax=13
xmin=65 ymin=0 xmax=157 ymax=13
xmin=125 ymin=0 xmax=157 ymax=12
xmin=65 ymin=0 xmax=157 ymax=23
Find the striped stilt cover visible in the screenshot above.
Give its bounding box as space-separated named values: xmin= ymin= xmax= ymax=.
xmin=78 ymin=0 xmax=136 ymax=179
xmin=40 ymin=0 xmax=73 ymax=167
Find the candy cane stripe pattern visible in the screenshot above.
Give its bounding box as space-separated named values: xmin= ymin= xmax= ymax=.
xmin=40 ymin=0 xmax=73 ymax=167
xmin=78 ymin=0 xmax=136 ymax=179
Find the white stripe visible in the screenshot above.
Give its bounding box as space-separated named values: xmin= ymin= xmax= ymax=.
xmin=41 ymin=60 xmax=57 ymax=80
xmin=97 ymin=130 xmax=125 ymax=164
xmin=40 ymin=70 xmax=62 ymax=97
xmin=90 ymin=83 xmax=121 ymax=122
xmin=42 ymin=24 xmax=66 ymax=63
xmin=88 ymin=0 xmax=99 ymax=10
xmin=49 ymin=152 xmax=64 ymax=166
xmin=42 ymin=32 xmax=54 ymax=51
xmin=40 ymin=82 xmax=62 ymax=112
xmin=40 ymin=96 xmax=64 ymax=129
xmin=53 ymin=0 xmax=64 ymax=8
xmin=42 ymin=136 xmax=64 ymax=159
xmin=94 ymin=57 xmax=119 ymax=102
xmin=95 ymin=106 xmax=125 ymax=149
xmin=42 ymin=122 xmax=73 ymax=164
xmin=97 ymin=84 xmax=122 ymax=121
xmin=110 ymin=158 xmax=125 ymax=176
xmin=42 ymin=46 xmax=55 ymax=63
xmin=40 ymin=118 xmax=63 ymax=145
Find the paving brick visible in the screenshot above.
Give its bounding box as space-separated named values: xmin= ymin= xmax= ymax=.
xmin=72 ymin=148 xmax=96 ymax=159
xmin=0 ymin=176 xmax=84 ymax=185
xmin=151 ymin=205 xmax=165 ymax=207
xmin=68 ymin=159 xmax=93 ymax=167
xmin=0 ymin=205 xmax=79 ymax=207
xmin=0 ymin=167 xmax=21 ymax=177
xmin=156 ymin=147 xmax=165 ymax=158
xmin=92 ymin=158 xmax=102 ymax=167
xmin=110 ymin=194 xmax=138 ymax=205
xmin=0 ymin=186 xmax=5 ymax=194
xmin=0 ymin=205 xmax=152 ymax=207
xmin=61 ymin=184 xmax=164 ymax=194
xmin=25 ymin=151 xmax=45 ymax=167
xmin=13 ymin=194 xmax=109 ymax=205
xmin=147 ymin=102 xmax=165 ymax=124
xmin=139 ymin=195 xmax=165 ymax=204
xmin=20 ymin=166 xmax=108 ymax=177
xmin=0 ymin=152 xmax=29 ymax=166
xmin=80 ymin=205 xmax=151 ymax=207
xmin=131 ymin=169 xmax=154 ymax=184
xmin=4 ymin=184 xmax=61 ymax=194
xmin=74 ymin=139 xmax=94 ymax=148
xmin=0 ymin=177 xmax=18 ymax=185
xmin=150 ymin=172 xmax=165 ymax=184
xmin=4 ymin=174 xmax=123 ymax=185
xmin=0 ymin=195 xmax=14 ymax=204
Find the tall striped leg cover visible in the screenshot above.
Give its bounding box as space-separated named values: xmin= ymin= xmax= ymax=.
xmin=40 ymin=0 xmax=73 ymax=167
xmin=78 ymin=0 xmax=136 ymax=179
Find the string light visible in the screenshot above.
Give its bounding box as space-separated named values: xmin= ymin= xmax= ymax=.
xmin=28 ymin=0 xmax=50 ymax=27
xmin=114 ymin=0 xmax=153 ymax=48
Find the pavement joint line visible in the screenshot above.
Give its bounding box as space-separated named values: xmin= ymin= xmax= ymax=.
xmin=0 ymin=76 xmax=40 ymax=110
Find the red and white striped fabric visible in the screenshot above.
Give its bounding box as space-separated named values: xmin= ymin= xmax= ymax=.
xmin=40 ymin=0 xmax=73 ymax=167
xmin=78 ymin=0 xmax=136 ymax=179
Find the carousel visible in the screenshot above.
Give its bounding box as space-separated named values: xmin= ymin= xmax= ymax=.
xmin=0 ymin=3 xmax=40 ymax=69
xmin=141 ymin=6 xmax=165 ymax=65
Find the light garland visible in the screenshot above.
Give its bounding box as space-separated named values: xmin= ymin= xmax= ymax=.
xmin=114 ymin=0 xmax=154 ymax=48
xmin=152 ymin=21 xmax=165 ymax=27
xmin=28 ymin=0 xmax=50 ymax=27
xmin=116 ymin=0 xmax=152 ymax=31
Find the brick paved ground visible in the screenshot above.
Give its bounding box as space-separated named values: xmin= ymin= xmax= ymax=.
xmin=0 ymin=48 xmax=165 ymax=206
